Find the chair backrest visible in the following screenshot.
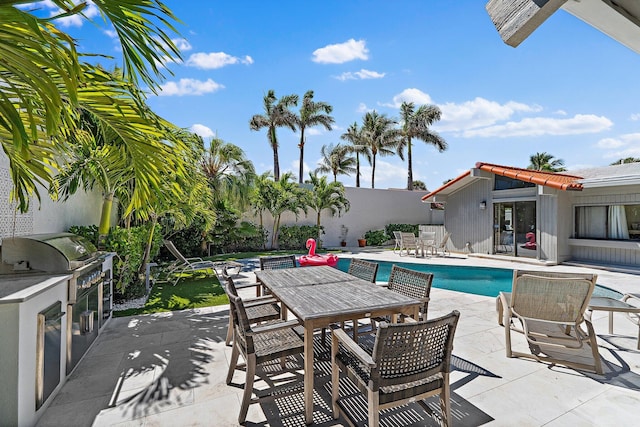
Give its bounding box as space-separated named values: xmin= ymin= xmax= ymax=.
xmin=400 ymin=232 xmax=416 ymax=245
xmin=393 ymin=231 xmax=402 ymax=243
xmin=348 ymin=258 xmax=379 ymax=283
xmin=437 ymin=232 xmax=450 ymax=248
xmin=371 ymin=310 xmax=460 ymax=387
xmin=511 ymin=272 xmax=597 ymax=324
xmin=259 ymin=254 xmax=297 ymax=270
xmin=388 ymin=265 xmax=433 ymax=301
xmin=419 ymin=231 xmax=436 ymax=242
xmin=226 ymin=278 xmax=254 ymax=354
xmin=164 ymin=240 xmax=188 ymax=264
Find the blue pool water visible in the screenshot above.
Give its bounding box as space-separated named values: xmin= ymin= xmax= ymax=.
xmin=335 ymin=258 xmax=622 ymax=299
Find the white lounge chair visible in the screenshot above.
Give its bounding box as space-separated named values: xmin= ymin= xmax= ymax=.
xmin=163 ymin=240 xmax=216 ymax=285
xmin=399 ymin=232 xmax=419 ymax=257
xmin=432 ymin=232 xmax=451 ymax=257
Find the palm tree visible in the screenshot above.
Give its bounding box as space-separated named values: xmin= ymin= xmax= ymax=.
xmin=528 ymin=152 xmax=567 ymax=172
xmin=315 ymin=143 xmax=356 ymax=182
xmin=412 ymin=180 xmax=427 ymax=190
xmin=251 ymin=172 xmax=275 ymax=233
xmin=397 ymin=102 xmax=447 ymax=190
xmin=200 ymin=136 xmax=256 ymax=210
xmin=340 ymin=122 xmax=371 ymax=188
xmin=295 ymin=90 xmax=334 ymax=184
xmin=249 ymin=90 xmax=298 ymax=181
xmin=610 ymin=157 xmax=640 ymax=165
xmin=305 ymin=173 xmax=350 ymax=243
xmin=361 ymin=111 xmax=401 ymax=188
xmin=0 ymin=1 xmax=184 ymax=212
xmin=263 ymin=172 xmax=308 ymax=249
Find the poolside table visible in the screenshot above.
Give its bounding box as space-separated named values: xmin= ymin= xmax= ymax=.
xmin=588 ymin=295 xmax=640 ymax=350
xmin=255 ymin=265 xmax=421 ymax=425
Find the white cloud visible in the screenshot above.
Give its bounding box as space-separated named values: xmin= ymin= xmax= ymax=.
xmin=356 ymin=103 xmax=370 ymax=113
xmin=631 ymin=113 xmax=640 ymax=121
xmin=358 ymin=160 xmax=406 ymax=188
xmin=554 ymin=110 xmax=567 ymax=116
xmin=380 ymin=88 xmax=434 ymax=108
xmin=596 ymin=137 xmax=626 ymax=149
xmin=312 ymin=39 xmax=369 ymax=64
xmin=438 ymin=98 xmax=541 ymax=132
xmin=186 ymin=52 xmax=253 ymax=69
xmin=104 ymin=28 xmax=117 ymax=38
xmin=52 ymin=1 xmax=99 ymax=27
xmin=190 ymin=124 xmax=215 ymax=138
xmin=306 ymin=128 xmax=323 ymax=136
xmin=172 ymin=38 xmax=192 ymax=51
xmin=158 ymin=78 xmax=224 ymax=96
xmin=596 ymin=133 xmax=640 ymax=150
xmin=335 ymin=69 xmax=385 ymax=81
xmin=462 ymin=114 xmax=612 ymax=138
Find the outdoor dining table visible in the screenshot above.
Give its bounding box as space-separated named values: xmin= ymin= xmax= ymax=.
xmin=255 ymin=265 xmax=422 ymax=425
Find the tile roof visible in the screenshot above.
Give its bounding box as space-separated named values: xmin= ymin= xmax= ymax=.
xmin=421 ymin=162 xmax=583 ymax=201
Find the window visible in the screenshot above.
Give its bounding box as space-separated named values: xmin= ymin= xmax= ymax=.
xmin=575 ymin=204 xmax=640 ymax=240
xmin=494 ymin=175 xmax=535 ymax=190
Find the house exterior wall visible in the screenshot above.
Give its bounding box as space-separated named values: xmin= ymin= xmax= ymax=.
xmin=244 ymin=186 xmax=440 ymax=248
xmin=568 ymin=185 xmax=640 ymax=267
xmin=442 ymin=178 xmax=493 ymax=254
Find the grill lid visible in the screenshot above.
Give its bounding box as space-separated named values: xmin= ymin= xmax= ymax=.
xmin=2 ymin=233 xmax=98 ymax=271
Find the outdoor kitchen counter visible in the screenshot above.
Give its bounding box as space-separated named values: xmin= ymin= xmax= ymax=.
xmin=0 ymin=273 xmax=71 ymax=303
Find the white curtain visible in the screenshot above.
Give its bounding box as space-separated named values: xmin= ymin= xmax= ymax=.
xmin=576 ymin=206 xmax=606 ymax=238
xmin=608 ymin=205 xmax=630 ymax=239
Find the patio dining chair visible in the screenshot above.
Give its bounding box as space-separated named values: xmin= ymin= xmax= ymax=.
xmin=162 ymin=240 xmax=216 ymax=285
xmin=224 ymin=277 xmax=282 ymax=346
xmin=399 ymin=232 xmax=419 ymax=257
xmin=225 ymin=279 xmax=304 ymax=424
xmin=386 ymin=265 xmax=433 ymax=321
xmin=331 ymin=310 xmax=460 ymax=427
xmin=337 ymin=258 xmax=380 ymax=340
xmin=498 ymin=270 xmax=602 ymax=374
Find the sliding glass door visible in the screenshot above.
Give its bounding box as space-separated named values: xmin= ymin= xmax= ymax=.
xmin=493 ymin=201 xmax=536 ymax=258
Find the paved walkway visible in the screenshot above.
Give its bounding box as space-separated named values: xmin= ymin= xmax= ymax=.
xmin=37 ymin=251 xmax=640 ymax=426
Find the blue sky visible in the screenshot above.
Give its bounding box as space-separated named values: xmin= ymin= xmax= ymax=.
xmin=48 ymin=0 xmax=640 ymax=191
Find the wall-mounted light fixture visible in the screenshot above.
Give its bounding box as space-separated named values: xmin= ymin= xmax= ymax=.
xmin=479 ymin=201 xmax=487 ymax=210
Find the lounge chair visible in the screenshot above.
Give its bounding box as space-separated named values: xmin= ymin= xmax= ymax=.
xmin=162 ymin=240 xmax=216 ymax=285
xmin=331 ymin=311 xmax=460 ymax=427
xmin=432 ymin=232 xmax=451 ymax=257
xmin=392 ymin=231 xmax=402 ymax=254
xmin=225 ymin=278 xmax=304 ymax=424
xmin=498 ymin=270 xmax=602 ymax=374
xmin=224 ymin=277 xmax=281 ymax=346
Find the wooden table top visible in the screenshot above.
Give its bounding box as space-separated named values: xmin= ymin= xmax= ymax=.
xmin=256 ymin=266 xmax=420 ymax=322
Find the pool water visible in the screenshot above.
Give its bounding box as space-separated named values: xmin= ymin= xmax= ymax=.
xmin=335 ymin=258 xmax=622 ymax=299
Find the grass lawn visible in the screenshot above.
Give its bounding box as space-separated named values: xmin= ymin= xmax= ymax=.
xmin=114 ymin=271 xmax=227 ymax=317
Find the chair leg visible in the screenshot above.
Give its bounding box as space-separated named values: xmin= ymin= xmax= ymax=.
xmin=440 ymin=373 xmax=451 ymax=427
xmin=226 ymin=341 xmax=239 ymax=385
xmin=368 ymin=388 xmax=379 ymax=427
xmin=225 ymin=313 xmax=234 ymax=346
xmin=238 ymin=355 xmax=256 ymax=425
xmin=584 ymin=320 xmax=603 ymax=374
xmin=331 ymin=334 xmax=340 ymax=419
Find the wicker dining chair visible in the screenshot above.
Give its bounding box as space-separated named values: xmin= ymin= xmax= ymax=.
xmin=331 ymin=311 xmax=460 ymax=427
xmin=224 ymin=277 xmax=281 ymax=346
xmin=387 ymin=265 xmax=433 ymax=321
xmin=253 ymin=254 xmax=298 ymax=296
xmin=225 ymin=279 xmax=304 ymax=424
xmin=343 ymin=258 xmax=380 ymax=339
xmin=498 ymin=270 xmax=602 ymax=374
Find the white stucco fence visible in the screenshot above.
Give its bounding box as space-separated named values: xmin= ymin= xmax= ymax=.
xmin=243 ymin=186 xmax=444 ymax=248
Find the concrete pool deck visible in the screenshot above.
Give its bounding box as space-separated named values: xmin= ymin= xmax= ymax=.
xmin=37 ymin=250 xmax=640 ymax=426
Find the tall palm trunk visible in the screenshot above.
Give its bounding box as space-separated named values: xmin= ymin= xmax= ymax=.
xmin=270 ymin=127 xmax=280 ymax=180
xmin=355 ymin=153 xmax=360 ymax=187
xmin=98 ymin=192 xmax=114 ymax=249
xmin=371 ymin=154 xmax=377 ymax=189
xmin=316 ymin=211 xmax=322 ymax=244
xmin=271 ymin=214 xmax=282 ymax=249
xmin=298 ymin=133 xmax=305 ymax=183
xmin=138 ymin=215 xmax=157 ymax=277
xmin=406 ymin=137 xmax=414 ymax=190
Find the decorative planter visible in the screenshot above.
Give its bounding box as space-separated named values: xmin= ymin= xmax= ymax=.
xmin=357 ymin=239 xmax=366 ymax=247
xmin=340 ymin=241 xmax=347 ymax=247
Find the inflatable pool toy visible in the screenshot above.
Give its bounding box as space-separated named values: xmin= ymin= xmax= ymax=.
xmin=298 ymin=238 xmax=338 ymax=267
xmin=522 ymin=232 xmax=537 ymax=250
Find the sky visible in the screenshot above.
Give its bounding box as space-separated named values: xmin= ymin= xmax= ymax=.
xmin=43 ymin=0 xmax=640 ymax=191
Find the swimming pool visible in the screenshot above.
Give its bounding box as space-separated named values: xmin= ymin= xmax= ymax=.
xmin=335 ymin=258 xmax=622 ymax=299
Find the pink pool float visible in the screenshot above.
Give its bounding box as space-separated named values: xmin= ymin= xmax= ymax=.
xmin=298 ymin=238 xmax=339 ymax=267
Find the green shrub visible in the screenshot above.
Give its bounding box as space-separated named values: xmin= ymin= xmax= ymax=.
xmin=278 ymin=225 xmax=323 ymax=250
xmin=385 ymin=223 xmax=419 ymax=236
xmin=364 ymin=229 xmax=389 ymax=246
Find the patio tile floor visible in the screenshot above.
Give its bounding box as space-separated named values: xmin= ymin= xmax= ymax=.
xmin=36 ymin=251 xmax=640 ymax=426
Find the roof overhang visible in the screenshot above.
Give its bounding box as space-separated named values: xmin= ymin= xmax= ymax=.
xmin=579 ymin=175 xmax=640 ymax=188
xmin=486 ymin=0 xmax=640 ymax=54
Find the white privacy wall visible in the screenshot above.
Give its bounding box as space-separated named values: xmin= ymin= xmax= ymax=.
xmin=0 ymin=152 xmax=105 ymax=242
xmin=245 ymin=186 xmax=442 ymax=248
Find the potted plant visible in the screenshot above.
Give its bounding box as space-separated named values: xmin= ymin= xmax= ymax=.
xmin=339 ymin=225 xmax=348 ymax=247
xmin=357 ymin=234 xmax=367 ymax=247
